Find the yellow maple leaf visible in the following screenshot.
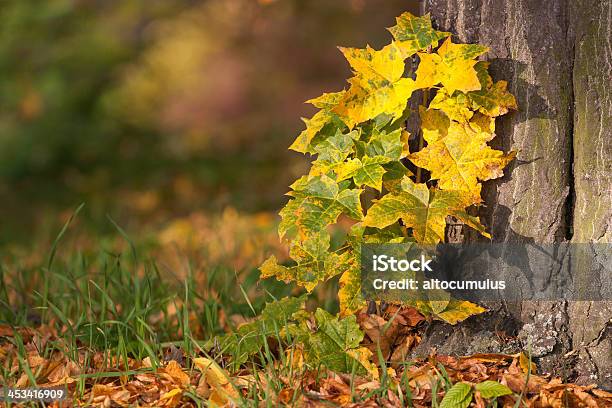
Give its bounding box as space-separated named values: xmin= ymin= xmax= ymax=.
xmin=409 ymin=108 xmax=515 ymax=202
xmin=435 ymin=299 xmax=486 ymax=324
xmin=339 ymin=44 xmax=405 ymax=82
xmin=338 ymin=259 xmax=365 ymax=316
xmin=333 ymin=42 xmax=416 ymax=128
xmin=289 ymin=91 xmax=346 ymax=153
xmin=415 ymin=38 xmax=488 ymax=93
xmin=429 ymin=89 xmax=474 ymax=123
xmin=306 ymin=91 xmax=346 ymax=109
xmin=289 ymin=109 xmax=335 ymax=153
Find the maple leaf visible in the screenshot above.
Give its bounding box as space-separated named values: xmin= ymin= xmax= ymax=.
xmin=408 ymin=107 xmax=516 ymax=202
xmin=466 ymin=61 xmax=517 ymax=116
xmin=338 ymin=224 xmax=413 ymax=316
xmin=278 ymin=175 xmax=362 ymax=240
xmin=469 ymin=81 xmax=517 ymax=117
xmin=362 ymin=177 xmax=489 ymax=244
xmin=429 ymin=89 xmax=474 ymax=123
xmin=335 ymin=156 xmax=391 ymax=191
xmin=308 ymin=309 xmax=378 ymax=378
xmin=333 ymin=43 xmax=416 ymax=128
xmin=307 ymin=91 xmax=346 ymax=109
xmin=415 ymin=38 xmax=488 ymax=93
xmin=313 ymin=129 xmax=356 ymax=163
xmin=208 ymin=296 xmax=308 ymax=364
xmin=289 ymin=91 xmax=346 ymax=154
xmin=309 ymin=130 xmax=359 ymax=176
xmin=193 ymin=358 xmax=239 ymax=405
xmin=261 ymin=232 xmax=354 ymax=291
xmin=435 ymin=299 xmax=487 ymax=325
xmin=355 ymin=127 xmax=406 ymax=161
xmin=382 ymin=161 xmax=413 ymax=192
xmin=428 ymin=62 xmax=516 ymax=121
xmin=387 ymin=12 xmax=451 ymax=57
xmin=338 ymin=261 xmax=364 ymax=316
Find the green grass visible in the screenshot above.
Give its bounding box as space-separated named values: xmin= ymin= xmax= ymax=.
xmin=0 ymin=216 xmax=536 ymax=407
xmin=0 ymin=216 xmax=303 ymax=402
xmin=0 ymin=205 xmax=358 ymax=406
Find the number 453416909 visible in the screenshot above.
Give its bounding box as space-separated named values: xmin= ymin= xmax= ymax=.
xmin=1 ymin=387 xmax=68 ymax=402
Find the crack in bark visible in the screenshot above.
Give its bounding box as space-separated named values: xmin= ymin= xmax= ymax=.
xmin=565 ymin=0 xmax=576 ymax=241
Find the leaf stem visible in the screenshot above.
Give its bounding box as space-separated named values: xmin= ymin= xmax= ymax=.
xmin=415 ymin=45 xmax=432 ymax=184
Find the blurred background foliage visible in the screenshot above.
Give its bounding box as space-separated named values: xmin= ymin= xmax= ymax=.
xmin=0 ymin=0 xmax=416 ymax=251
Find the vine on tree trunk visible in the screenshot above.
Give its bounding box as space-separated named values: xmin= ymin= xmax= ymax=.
xmin=260 ymin=12 xmax=517 ymax=322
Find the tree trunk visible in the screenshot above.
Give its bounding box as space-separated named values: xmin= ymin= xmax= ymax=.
xmin=422 ymin=0 xmax=611 ymax=387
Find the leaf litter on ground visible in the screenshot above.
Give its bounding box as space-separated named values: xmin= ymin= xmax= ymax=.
xmin=2 ymin=302 xmax=611 ymax=407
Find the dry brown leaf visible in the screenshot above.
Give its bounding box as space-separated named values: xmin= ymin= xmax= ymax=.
xmin=390 ymin=334 xmax=419 ymax=363
xmin=503 ymin=372 xmax=548 ymax=394
xmin=163 ymin=360 xmax=190 ymax=387
xmin=92 ymin=383 xmax=116 ymax=397
xmin=592 ymin=388 xmax=612 ymax=399
xmin=407 ymin=365 xmax=434 ymax=389
xmin=46 ymin=359 xmax=79 ymax=384
xmin=111 ymin=389 xmax=131 ymax=406
xmin=26 ymin=353 xmax=46 ymax=369
xmin=395 ymin=306 xmax=426 ymax=327
xmin=278 ymin=388 xmax=295 ymax=405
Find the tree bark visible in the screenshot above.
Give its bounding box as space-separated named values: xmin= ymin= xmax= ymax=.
xmin=422 ymin=0 xmax=611 ymax=387
xmin=567 ymin=0 xmax=612 ymax=387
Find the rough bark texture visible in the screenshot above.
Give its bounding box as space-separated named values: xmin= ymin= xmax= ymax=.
xmin=568 ymin=0 xmax=612 ymax=388
xmin=421 ymin=0 xmax=611 ymax=387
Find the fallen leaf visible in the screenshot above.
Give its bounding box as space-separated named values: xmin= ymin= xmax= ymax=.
xmin=163 ymin=360 xmax=190 ymax=387
xmin=159 ymin=388 xmax=183 ymax=408
xmin=193 ymin=357 xmax=239 ymax=405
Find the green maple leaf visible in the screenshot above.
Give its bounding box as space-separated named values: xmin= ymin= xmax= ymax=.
xmin=335 ymin=155 xmax=391 ymax=191
xmin=313 ymin=129 xmax=357 ymax=163
xmin=260 ymin=232 xmax=353 ymax=291
xmin=363 ymin=177 xmax=489 ymax=244
xmin=211 ymin=295 xmax=307 ymax=365
xmin=278 ymin=175 xmax=362 ymax=240
xmin=387 ymin=12 xmax=451 ymax=57
xmin=307 ymin=309 xmax=378 ymax=377
xmin=355 ymin=127 xmax=406 ymax=161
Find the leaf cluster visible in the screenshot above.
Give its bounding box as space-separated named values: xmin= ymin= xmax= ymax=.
xmin=261 ymin=13 xmax=517 ymax=321
xmin=210 ymin=296 xmax=377 ymax=377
